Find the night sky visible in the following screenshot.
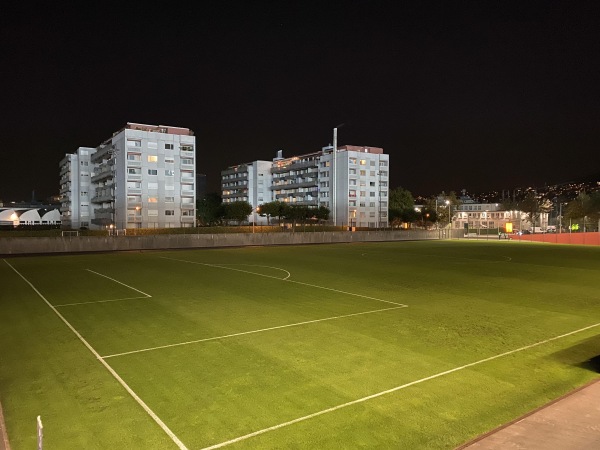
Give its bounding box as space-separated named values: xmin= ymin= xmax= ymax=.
xmin=2 ymin=1 xmax=599 ymax=202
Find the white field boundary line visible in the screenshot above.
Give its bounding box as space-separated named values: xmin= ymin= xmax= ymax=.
xmin=54 ymin=269 xmax=153 ymax=307
xmin=102 ymin=305 xmax=406 ymax=359
xmin=160 ymin=257 xmax=407 ymax=307
xmin=200 ymin=320 xmax=600 ymax=450
xmin=3 ymin=260 xmax=188 ymax=450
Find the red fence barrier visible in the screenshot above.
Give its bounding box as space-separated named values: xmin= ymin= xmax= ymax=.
xmin=510 ymin=232 xmax=600 ymax=246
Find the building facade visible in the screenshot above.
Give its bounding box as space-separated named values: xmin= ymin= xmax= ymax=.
xmin=453 ymin=202 xmax=548 ymax=232
xmin=221 ymin=145 xmax=389 ymax=228
xmin=60 ymin=123 xmax=196 ymax=230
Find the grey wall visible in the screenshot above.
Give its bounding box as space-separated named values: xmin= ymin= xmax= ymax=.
xmin=0 ymin=229 xmax=464 ymax=256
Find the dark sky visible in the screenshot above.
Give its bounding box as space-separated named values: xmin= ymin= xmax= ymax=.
xmin=2 ymin=1 xmax=599 ymax=202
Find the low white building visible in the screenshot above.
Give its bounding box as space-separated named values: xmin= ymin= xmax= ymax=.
xmin=453 ymin=202 xmax=548 ymax=232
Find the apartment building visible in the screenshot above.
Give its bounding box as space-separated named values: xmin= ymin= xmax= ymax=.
xmin=59 ymin=147 xmax=94 ymax=229
xmin=221 ymin=145 xmax=389 ymax=228
xmin=60 ymin=123 xmax=196 ymax=230
xmin=222 ymin=160 xmax=273 ymax=223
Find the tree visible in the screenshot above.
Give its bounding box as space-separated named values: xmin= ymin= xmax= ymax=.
xmin=388 ymin=186 xmax=415 ymax=228
xmin=259 ymin=201 xmax=289 ymax=226
xmin=222 ymin=201 xmax=252 ymax=225
xmin=564 ymin=192 xmax=600 ymax=231
xmin=314 ymin=205 xmax=330 ymax=224
xmin=196 ymin=193 xmax=224 ymax=226
xmin=520 ymin=192 xmax=551 ymax=231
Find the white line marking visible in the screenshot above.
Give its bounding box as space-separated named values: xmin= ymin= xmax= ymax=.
xmin=211 ymin=264 xmax=291 ymax=280
xmin=102 ymin=305 xmax=406 ymax=359
xmin=160 ymin=257 xmax=406 ymax=307
xmin=86 ymin=269 xmax=152 ymax=298
xmin=55 ymin=296 xmax=150 ymax=307
xmin=3 ymin=260 xmax=188 ymax=450
xmin=200 ymin=320 xmax=600 ymax=450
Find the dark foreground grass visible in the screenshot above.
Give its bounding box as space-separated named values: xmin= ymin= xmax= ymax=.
xmin=1 ymin=241 xmax=599 ymax=449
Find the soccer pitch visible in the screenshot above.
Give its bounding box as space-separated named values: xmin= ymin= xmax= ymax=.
xmin=1 ymin=240 xmax=600 ymax=449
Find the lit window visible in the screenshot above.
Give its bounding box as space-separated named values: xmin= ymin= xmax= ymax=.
xmin=148 ymin=197 xmax=158 ymax=203
xmin=148 ymin=155 xmax=158 ymax=163
xmin=359 ymin=159 xmax=366 ymax=165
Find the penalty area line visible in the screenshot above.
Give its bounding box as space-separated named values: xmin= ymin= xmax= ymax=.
xmin=54 ymin=296 xmax=151 ymax=307
xmin=199 ymin=320 xmax=600 ymax=450
xmin=86 ymin=269 xmax=152 ymax=298
xmin=3 ymin=259 xmax=189 ymax=450
xmin=102 ymin=305 xmax=406 ymax=359
xmin=160 ymin=256 xmax=406 ymax=307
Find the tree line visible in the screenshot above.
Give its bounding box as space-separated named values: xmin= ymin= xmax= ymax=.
xmin=196 ymin=193 xmax=329 ymax=227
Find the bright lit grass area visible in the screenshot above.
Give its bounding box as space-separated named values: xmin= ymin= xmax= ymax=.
xmin=1 ymin=241 xmax=599 ymax=449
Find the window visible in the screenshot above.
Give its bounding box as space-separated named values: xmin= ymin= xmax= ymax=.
xmin=147 ymin=210 xmax=159 ymax=216
xmin=360 ymin=191 xmax=366 ymax=197
xmin=148 ymin=169 xmax=158 ymax=175
xmin=360 ymin=202 xmax=366 ymax=207
xmin=370 ymin=171 xmax=376 ymax=176
xmin=127 ymin=181 xmax=141 ymax=189
xmin=165 ymin=143 xmax=174 ymax=150
xmin=349 ymin=200 xmax=356 ymax=206
xmin=148 ymin=197 xmax=158 ymax=203
xmin=165 ymin=170 xmax=174 ymax=176
xmin=148 ymin=155 xmax=158 ymax=163
xmin=127 ymin=153 xmax=141 ymax=161
xmin=128 ymin=168 xmax=141 ymax=175
xmin=359 ymin=159 xmax=366 ymax=165
xmin=165 ymin=157 xmax=174 ymax=164
xmin=165 ymin=210 xmax=175 ymax=216
xmin=148 ymin=142 xmax=158 ymax=149
xmin=181 ymin=158 xmax=194 ymax=165
xmin=127 ymin=140 xmax=141 ymax=147
xmin=165 ymin=197 xmax=174 ymax=203
xmin=369 ymin=202 xmax=375 ymax=207
xmin=379 ymin=160 xmax=388 ymax=166
xmin=147 ymin=182 xmax=158 ymax=189
xmin=349 ymin=157 xmax=357 ymax=164
xmin=370 ymin=161 xmax=375 ymax=166
xmin=370 ymin=182 xmax=375 ymax=186
xmin=181 ymin=144 xmax=194 ymax=152
xmin=349 ymin=190 xmax=356 ymax=197
xmin=181 ymin=197 xmax=194 ymax=204
xmin=349 ymin=179 xmax=357 ymax=186
xmin=360 ymin=170 xmax=366 ymax=176
xmin=349 ymin=168 xmax=356 ymax=175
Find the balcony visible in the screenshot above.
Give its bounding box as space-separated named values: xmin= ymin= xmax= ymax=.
xmin=180 ymin=150 xmax=194 ymax=158
xmin=91 ymin=169 xmax=114 ymax=183
xmin=91 ymin=144 xmax=114 ymax=163
xmin=271 ymin=160 xmax=317 ymax=174
xmin=94 ymin=207 xmax=115 ymax=214
xmin=91 ymin=194 xmax=113 ymax=203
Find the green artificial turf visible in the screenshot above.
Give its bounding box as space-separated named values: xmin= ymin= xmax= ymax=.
xmin=1 ymin=240 xmax=599 ymax=449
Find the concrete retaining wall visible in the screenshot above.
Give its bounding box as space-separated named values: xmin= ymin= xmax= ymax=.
xmin=0 ymin=229 xmax=463 ymax=256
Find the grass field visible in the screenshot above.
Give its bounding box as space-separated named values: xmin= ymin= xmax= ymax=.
xmin=1 ymin=240 xmax=600 ymax=449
